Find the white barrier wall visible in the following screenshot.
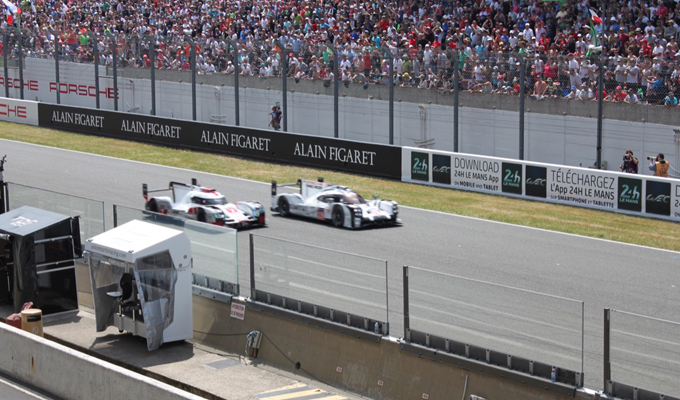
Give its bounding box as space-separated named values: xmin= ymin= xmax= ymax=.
xmin=0 ymin=98 xmax=38 ymax=126
xmin=6 ymin=58 xmax=678 ymax=175
xmin=0 ymin=323 xmax=203 ymax=400
xmin=401 ymin=147 xmax=680 ymax=221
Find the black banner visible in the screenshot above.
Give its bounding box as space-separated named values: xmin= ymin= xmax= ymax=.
xmin=525 ymin=165 xmax=547 ymax=198
xmin=501 ymin=162 xmax=522 ymax=195
xmin=645 ymin=180 xmax=671 ymax=216
xmin=38 ymin=104 xmax=402 ymax=179
xmin=617 ymin=177 xmax=642 ymax=212
xmin=432 ymin=154 xmax=451 ymax=185
xmin=410 ymin=151 xmax=429 ymax=181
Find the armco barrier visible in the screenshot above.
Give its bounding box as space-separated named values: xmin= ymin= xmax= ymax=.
xmin=36 ymin=103 xmax=402 ymax=179
xmin=402 ymin=147 xmax=680 ymax=222
xmin=0 ymin=323 xmax=202 ymax=400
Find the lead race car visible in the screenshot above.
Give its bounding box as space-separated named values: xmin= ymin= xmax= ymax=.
xmin=271 ymin=178 xmax=401 ymax=229
xmin=142 ymin=179 xmax=266 ymax=229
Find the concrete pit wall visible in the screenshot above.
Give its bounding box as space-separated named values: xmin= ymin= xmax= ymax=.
xmin=0 ymin=322 xmax=202 ymax=400
xmin=193 ymin=296 xmax=597 ymax=400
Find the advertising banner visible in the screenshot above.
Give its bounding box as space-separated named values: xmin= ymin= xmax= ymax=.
xmin=38 ymin=104 xmax=402 ymax=179
xmin=402 ymin=147 xmax=680 ymax=222
xmin=0 ymin=99 xmax=39 ymax=126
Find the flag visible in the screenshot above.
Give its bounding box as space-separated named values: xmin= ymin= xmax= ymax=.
xmin=542 ymin=0 xmax=565 ymax=5
xmin=1 ymin=0 xmax=19 ymax=15
xmin=589 ymin=9 xmax=602 ymax=25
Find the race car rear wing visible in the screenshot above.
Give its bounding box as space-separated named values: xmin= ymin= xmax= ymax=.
xmin=143 ymin=179 xmax=199 ymax=202
xmin=271 ymin=177 xmax=327 ymax=199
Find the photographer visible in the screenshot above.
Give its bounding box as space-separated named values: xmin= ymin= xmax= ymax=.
xmin=648 ymin=153 xmax=670 ymax=177
xmin=620 ymin=149 xmax=639 ymax=174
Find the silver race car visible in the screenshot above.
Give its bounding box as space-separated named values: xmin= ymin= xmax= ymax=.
xmin=271 ymin=178 xmax=400 ymax=229
xmin=143 ymin=179 xmax=266 ymax=229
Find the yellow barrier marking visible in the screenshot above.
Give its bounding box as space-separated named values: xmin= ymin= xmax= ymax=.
xmin=262 ymin=389 xmax=324 ymax=400
xmin=255 ymin=383 xmax=307 ymax=396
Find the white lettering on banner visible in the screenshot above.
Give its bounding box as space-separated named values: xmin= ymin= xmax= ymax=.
xmin=51 ymin=110 xmax=104 ymax=128
xmin=120 ymin=119 xmax=181 ymax=139
xmin=547 ymin=167 xmax=616 ymax=209
xmin=200 ymin=130 xmax=270 ymax=151
xmin=230 ymin=303 xmax=245 ymax=320
xmin=293 ymin=142 xmax=376 ymax=166
xmin=451 ymin=155 xmax=501 ymax=192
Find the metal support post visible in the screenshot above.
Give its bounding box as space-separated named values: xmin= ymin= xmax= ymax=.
xmin=185 ymin=36 xmax=197 ymax=121
xmin=226 ymin=38 xmax=239 ymax=125
xmin=87 ymin=31 xmax=100 ymax=109
xmin=595 ymin=56 xmax=604 ymax=169
xmin=0 ymin=155 xmax=6 ymax=214
xmin=249 ymin=234 xmax=256 ymax=300
xmin=105 ymin=32 xmax=118 ymax=111
xmin=17 ymin=30 xmax=23 ymax=100
xmin=452 ymin=50 xmax=460 ymax=152
xmin=3 ymin=31 xmax=9 ymax=98
xmin=274 ymin=39 xmax=288 ymax=132
xmin=604 ymin=308 xmax=611 ymax=392
xmin=48 ymin=28 xmax=60 ymax=104
xmin=382 ymin=45 xmax=394 ymax=145
xmin=403 ymin=266 xmax=410 ymax=341
xmin=148 ymin=35 xmax=156 ymax=115
xmin=518 ymin=53 xmax=525 ymax=160
xmin=327 ymin=43 xmax=339 ymax=138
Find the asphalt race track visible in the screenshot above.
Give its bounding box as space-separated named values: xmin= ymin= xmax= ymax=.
xmin=3 ymin=139 xmax=680 ymax=394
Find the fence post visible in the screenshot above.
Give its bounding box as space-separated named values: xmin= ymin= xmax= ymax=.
xmin=403 ymin=265 xmax=410 ymax=341
xmin=225 ymin=38 xmax=239 ymax=126
xmin=593 ymin=55 xmax=604 ymax=169
xmin=105 ymin=32 xmax=118 ymax=111
xmin=518 ymin=52 xmax=525 ymax=160
xmin=17 ymin=30 xmax=23 ymax=100
xmin=184 ymin=36 xmax=197 ymax=121
xmin=451 ymin=50 xmax=460 ymax=152
xmin=604 ymin=308 xmax=611 ymax=392
xmin=0 ymin=155 xmax=6 ymax=214
xmin=87 ymin=31 xmax=100 ymax=109
xmin=250 ymin=234 xmax=256 ymax=300
xmin=274 ymin=39 xmax=288 ymax=132
xmin=381 ymin=45 xmax=394 ymax=145
xmin=148 ymin=35 xmax=156 ymax=116
xmin=3 ymin=31 xmax=8 ymax=98
xmin=327 ymin=43 xmax=339 ymax=139
xmin=48 ymin=28 xmax=60 ymax=104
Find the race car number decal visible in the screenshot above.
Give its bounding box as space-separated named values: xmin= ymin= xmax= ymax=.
xmin=317 ymin=208 xmax=325 ymax=220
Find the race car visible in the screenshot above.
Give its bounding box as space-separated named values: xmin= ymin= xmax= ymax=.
xmin=142 ymin=179 xmax=266 ymax=229
xmin=271 ymin=178 xmax=400 ymax=229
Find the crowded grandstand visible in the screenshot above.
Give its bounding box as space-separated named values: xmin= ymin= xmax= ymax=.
xmin=2 ymin=0 xmax=680 ymax=105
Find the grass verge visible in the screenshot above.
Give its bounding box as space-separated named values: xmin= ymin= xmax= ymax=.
xmin=1 ymin=122 xmax=678 ymax=251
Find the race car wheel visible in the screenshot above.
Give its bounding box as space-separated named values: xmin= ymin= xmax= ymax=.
xmin=198 ymin=209 xmax=207 ymax=222
xmin=278 ymin=198 xmax=290 ymax=217
xmin=332 ymin=207 xmax=344 ymax=228
xmin=147 ymin=200 xmax=158 ymax=212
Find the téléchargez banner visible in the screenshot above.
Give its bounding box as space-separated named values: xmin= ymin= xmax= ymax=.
xmin=38 ymin=104 xmax=402 ymax=179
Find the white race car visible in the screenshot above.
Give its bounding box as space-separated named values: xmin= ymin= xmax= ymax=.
xmin=142 ymin=179 xmax=266 ymax=229
xmin=271 ymin=178 xmax=400 ymax=229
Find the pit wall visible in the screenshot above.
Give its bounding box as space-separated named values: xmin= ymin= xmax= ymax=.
xmin=194 ymin=295 xmax=597 ymax=400
xmin=0 ymin=322 xmax=203 ymax=400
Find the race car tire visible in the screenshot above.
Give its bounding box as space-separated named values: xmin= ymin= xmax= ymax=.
xmin=332 ymin=207 xmax=344 ymax=228
xmin=278 ymin=197 xmax=290 ymax=217
xmin=198 ymin=209 xmax=207 ymax=222
xmin=147 ymin=199 xmax=158 ymax=213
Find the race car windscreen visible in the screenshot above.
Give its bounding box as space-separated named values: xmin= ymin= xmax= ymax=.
xmin=342 ymin=194 xmax=366 ymax=204
xmin=192 ymin=196 xmax=227 ymax=205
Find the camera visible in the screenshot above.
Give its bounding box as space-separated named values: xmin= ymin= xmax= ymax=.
xmin=647 ymin=156 xmax=654 ymax=160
